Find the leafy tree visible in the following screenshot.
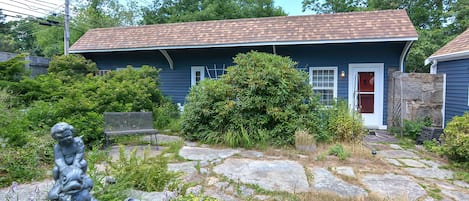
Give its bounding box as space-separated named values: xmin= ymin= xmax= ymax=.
xmin=7 ymin=18 xmax=41 ymax=55
xmin=0 ymin=10 xmax=18 ymax=53
xmin=141 ymin=0 xmax=286 ymax=25
xmin=367 ymin=0 xmax=447 ymax=30
xmin=0 ymin=34 xmax=18 ymax=53
xmin=48 ymin=54 xmax=98 ymax=76
xmin=302 ymin=0 xmax=367 ymax=13
xmin=447 ymin=0 xmax=469 ymax=35
xmin=302 ymin=0 xmax=468 ymax=72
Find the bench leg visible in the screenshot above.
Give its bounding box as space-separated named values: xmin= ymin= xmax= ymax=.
xmin=154 ymin=134 xmax=158 ymax=150
xmin=105 ymin=134 xmax=109 ymax=148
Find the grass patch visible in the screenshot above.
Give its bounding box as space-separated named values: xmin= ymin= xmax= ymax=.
xmin=328 ymin=144 xmax=351 ymax=160
xmin=296 ymin=191 xmax=405 ymax=201
xmin=454 ymin=171 xmax=469 ymax=184
xmin=91 ymin=146 xmax=183 ymax=200
xmin=396 ymin=137 xmax=415 ymax=149
xmin=160 ymin=140 xmax=185 ymax=162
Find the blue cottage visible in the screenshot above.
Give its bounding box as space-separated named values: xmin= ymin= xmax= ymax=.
xmin=426 ymin=28 xmax=469 ymax=126
xmin=69 ymin=10 xmax=418 ymax=129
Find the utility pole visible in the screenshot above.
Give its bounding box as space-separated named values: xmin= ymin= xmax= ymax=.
xmin=64 ymin=0 xmax=70 ymax=55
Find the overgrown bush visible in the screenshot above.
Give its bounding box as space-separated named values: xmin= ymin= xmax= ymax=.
xmin=326 ymin=101 xmax=366 ymax=143
xmin=48 ymin=54 xmax=97 ymax=76
xmin=13 ymin=65 xmax=174 ymax=145
xmin=0 ymin=134 xmax=53 ymax=188
xmin=441 ymin=112 xmax=469 ymax=162
xmin=182 ymin=51 xmax=319 ymax=146
xmin=0 ymin=53 xmax=29 ymax=82
xmin=153 ymin=98 xmax=180 ymax=129
xmin=91 ymin=146 xmax=181 ymax=200
xmin=403 ymin=118 xmax=432 ymax=139
xmin=0 ymin=90 xmax=30 ymax=147
xmin=328 ymin=144 xmax=350 ymax=160
xmin=0 ymin=90 xmax=55 ymax=188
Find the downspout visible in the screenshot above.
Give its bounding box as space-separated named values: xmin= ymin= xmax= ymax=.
xmin=442 ymin=74 xmax=446 ymax=128
xmin=272 ymin=45 xmax=277 ymax=55
xmin=399 ymin=41 xmax=414 ymax=72
xmin=430 ymin=60 xmax=438 ymax=74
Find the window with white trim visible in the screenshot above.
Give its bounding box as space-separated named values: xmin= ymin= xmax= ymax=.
xmin=191 ymin=66 xmax=205 ymax=86
xmin=309 ymin=67 xmax=338 ymax=105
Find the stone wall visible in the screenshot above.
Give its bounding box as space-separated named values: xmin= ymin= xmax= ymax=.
xmin=0 ymin=52 xmax=50 ymax=76
xmin=389 ymin=72 xmax=444 ymax=127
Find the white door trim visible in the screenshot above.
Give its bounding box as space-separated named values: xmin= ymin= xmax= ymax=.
xmin=348 ymin=63 xmax=385 ymax=129
xmin=191 ymin=66 xmax=205 ymax=86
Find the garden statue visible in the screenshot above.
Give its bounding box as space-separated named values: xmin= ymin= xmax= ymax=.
xmin=48 ymin=122 xmax=96 ymax=201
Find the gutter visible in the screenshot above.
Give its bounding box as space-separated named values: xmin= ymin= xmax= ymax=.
xmin=425 ymin=50 xmax=469 ymax=65
xmin=70 ymin=37 xmax=418 ymax=54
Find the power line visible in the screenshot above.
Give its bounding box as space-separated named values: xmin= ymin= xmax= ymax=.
xmin=9 ymin=0 xmax=58 ymax=14
xmin=0 ymin=1 xmax=51 ymax=16
xmin=23 ymin=0 xmax=61 ymax=10
xmin=29 ymin=0 xmax=62 ymax=7
xmin=0 ymin=8 xmax=43 ymax=18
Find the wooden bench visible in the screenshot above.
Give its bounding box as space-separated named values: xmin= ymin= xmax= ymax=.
xmin=104 ymin=112 xmax=158 ymax=149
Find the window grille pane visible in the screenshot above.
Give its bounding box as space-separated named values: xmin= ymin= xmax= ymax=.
xmin=311 ymin=68 xmax=336 ymax=105
xmin=314 ymin=89 xmax=334 ymax=105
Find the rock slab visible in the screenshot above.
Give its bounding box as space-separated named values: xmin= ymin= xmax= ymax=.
xmin=168 ymin=161 xmax=199 ymax=182
xmin=332 ymin=166 xmax=356 ymax=178
xmin=377 ymin=150 xmax=420 ymax=159
xmin=400 ymin=159 xmax=427 ymax=168
xmin=361 ymin=174 xmax=427 ymax=201
xmin=312 ymin=167 xmax=367 ymax=197
xmin=179 ymin=146 xmax=240 ymax=161
xmin=385 ymin=158 xmax=403 ymax=166
xmin=0 ymin=180 xmax=54 ymax=201
xmin=213 ymin=158 xmax=310 ymax=193
xmin=404 ymin=168 xmax=453 ymax=179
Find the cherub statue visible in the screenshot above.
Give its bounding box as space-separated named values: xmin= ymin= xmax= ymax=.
xmin=48 ymin=122 xmax=96 ymax=201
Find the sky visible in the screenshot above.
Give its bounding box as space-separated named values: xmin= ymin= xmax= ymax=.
xmin=275 ymin=0 xmax=316 ymax=16
xmin=0 ymin=0 xmax=315 ymax=21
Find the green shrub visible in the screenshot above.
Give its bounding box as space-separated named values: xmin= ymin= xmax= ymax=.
xmin=0 ymin=135 xmax=53 ymax=188
xmin=174 ymin=194 xmax=217 ymax=201
xmin=182 ymin=51 xmax=318 ymax=146
xmin=153 ymin=99 xmax=180 ymax=129
xmin=328 ymin=144 xmax=350 ymax=160
xmin=325 ymin=101 xmax=365 ymax=143
xmin=0 ymin=90 xmax=30 ymax=147
xmin=0 ymin=53 xmax=29 ymax=82
xmin=48 ymin=54 xmax=97 ymax=76
xmin=423 ymin=139 xmax=441 ymax=153
xmin=403 ymin=118 xmax=432 ymax=139
xmin=91 ymin=146 xmax=181 ymax=200
xmin=441 ymin=112 xmax=469 ymax=162
xmin=15 ymin=65 xmax=173 ymax=145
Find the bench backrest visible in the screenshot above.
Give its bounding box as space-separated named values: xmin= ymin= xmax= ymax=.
xmin=104 ymin=112 xmax=154 ymax=132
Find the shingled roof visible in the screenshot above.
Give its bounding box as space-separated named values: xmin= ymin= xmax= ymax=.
xmin=70 ymin=9 xmax=417 ymax=53
xmin=425 ymin=28 xmax=469 ymax=64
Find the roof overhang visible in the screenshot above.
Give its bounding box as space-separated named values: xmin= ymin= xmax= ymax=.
xmin=425 ymin=50 xmax=469 ymax=65
xmin=69 ymin=37 xmax=418 ymax=54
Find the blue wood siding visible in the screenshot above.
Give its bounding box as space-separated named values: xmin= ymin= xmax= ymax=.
xmin=82 ymin=42 xmax=405 ymax=126
xmin=437 ymin=58 xmax=469 ymax=126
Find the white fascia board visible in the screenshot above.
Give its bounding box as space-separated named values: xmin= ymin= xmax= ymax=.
xmin=69 ymin=37 xmax=418 ymax=54
xmin=425 ymin=50 xmax=469 ymax=65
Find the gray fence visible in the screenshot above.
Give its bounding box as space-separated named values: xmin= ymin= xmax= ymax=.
xmin=0 ymin=52 xmax=50 ymax=77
